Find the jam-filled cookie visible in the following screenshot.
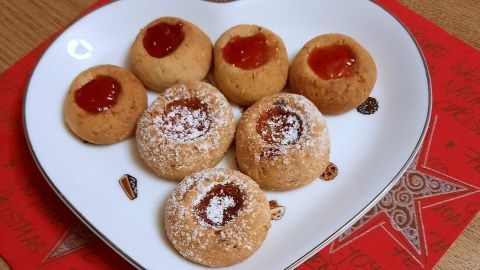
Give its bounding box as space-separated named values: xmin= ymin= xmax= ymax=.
xmin=129 ymin=17 xmax=212 ymax=92
xmin=289 ymin=34 xmax=377 ymax=114
xmin=64 ymin=65 xmax=147 ymax=144
xmin=213 ymin=24 xmax=288 ymax=106
xmin=236 ymin=93 xmax=330 ymax=190
xmin=136 ymin=81 xmax=235 ymax=181
xmin=165 ymin=168 xmax=271 ymax=267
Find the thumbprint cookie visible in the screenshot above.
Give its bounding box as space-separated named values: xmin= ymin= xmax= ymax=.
xmin=165 ymin=168 xmax=271 ymax=267
xmin=289 ymin=34 xmax=377 ymax=114
xmin=213 ymin=24 xmax=288 ymax=106
xmin=236 ymin=93 xmax=330 ymax=190
xmin=129 ymin=17 xmax=212 ymax=92
xmin=64 ymin=64 xmax=147 ymax=144
xmin=136 ymin=81 xmax=235 ymax=181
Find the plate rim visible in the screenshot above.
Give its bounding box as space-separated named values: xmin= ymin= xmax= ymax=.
xmin=21 ymin=1 xmax=432 ymax=269
xmin=285 ymin=1 xmax=432 ymax=268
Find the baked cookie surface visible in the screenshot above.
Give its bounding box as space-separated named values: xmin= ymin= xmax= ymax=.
xmin=129 ymin=17 xmax=212 ymax=92
xmin=136 ymin=81 xmax=235 ymax=181
xmin=165 ymin=168 xmax=271 ymax=267
xmin=213 ymin=24 xmax=288 ymax=106
xmin=236 ymin=93 xmax=330 ymax=190
xmin=64 ymin=64 xmax=147 ymax=144
xmin=289 ymin=34 xmax=377 ymax=114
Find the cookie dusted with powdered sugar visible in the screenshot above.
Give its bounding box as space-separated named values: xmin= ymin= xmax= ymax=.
xmin=236 ymin=93 xmax=330 ymax=190
xmin=135 ymin=81 xmax=235 ymax=181
xmin=165 ymin=168 xmax=271 ymax=267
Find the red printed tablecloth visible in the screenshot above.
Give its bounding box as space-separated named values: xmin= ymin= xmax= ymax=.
xmin=0 ymin=1 xmax=478 ymax=269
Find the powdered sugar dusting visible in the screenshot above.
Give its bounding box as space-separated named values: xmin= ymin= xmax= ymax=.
xmin=193 ymin=181 xmax=245 ymax=228
xmin=205 ymin=196 xmax=235 ymax=225
xmin=236 ymin=94 xmax=330 ymax=190
xmin=136 ymin=82 xmax=235 ymax=178
xmin=254 ymin=94 xmax=327 ymax=161
xmin=165 ymin=168 xmax=271 ymax=266
xmin=154 ymin=98 xmax=211 ymax=141
xmin=258 ymin=107 xmax=303 ymax=145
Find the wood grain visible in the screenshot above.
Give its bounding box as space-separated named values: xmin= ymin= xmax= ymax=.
xmin=398 ymin=0 xmax=480 ymax=49
xmin=0 ymin=0 xmax=95 ymax=73
xmin=0 ymin=256 xmax=8 ymax=270
xmin=0 ymin=0 xmax=478 ymax=269
xmin=435 ymin=213 xmax=480 ymax=270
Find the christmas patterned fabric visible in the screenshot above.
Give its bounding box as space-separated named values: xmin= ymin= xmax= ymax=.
xmin=0 ymin=1 xmax=478 ymax=269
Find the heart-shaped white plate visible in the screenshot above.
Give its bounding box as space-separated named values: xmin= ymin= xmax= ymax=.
xmin=24 ymin=0 xmax=430 ymax=269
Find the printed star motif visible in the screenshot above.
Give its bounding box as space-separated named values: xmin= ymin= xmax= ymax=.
xmin=444 ymin=140 xmax=457 ymax=149
xmin=466 ymin=147 xmax=480 ymax=173
xmin=0 ymin=108 xmax=19 ymax=133
xmin=3 ymin=159 xmax=18 ymax=168
xmin=330 ymin=157 xmax=466 ymax=256
xmin=42 ymin=222 xmax=98 ymax=263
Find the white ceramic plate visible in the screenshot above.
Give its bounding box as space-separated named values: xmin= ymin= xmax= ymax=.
xmin=24 ymin=0 xmax=431 ymax=269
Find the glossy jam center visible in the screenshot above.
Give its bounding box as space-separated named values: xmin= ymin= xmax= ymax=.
xmin=308 ymin=44 xmax=356 ymax=80
xmin=74 ymin=75 xmax=121 ymax=114
xmin=256 ymin=105 xmax=303 ymax=145
xmin=143 ymin=21 xmax=184 ymax=58
xmin=222 ymin=32 xmax=271 ymax=70
xmin=160 ymin=98 xmax=211 ymax=141
xmin=195 ymin=183 xmax=245 ymax=227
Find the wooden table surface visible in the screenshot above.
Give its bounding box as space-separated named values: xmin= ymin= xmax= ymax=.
xmin=0 ymin=0 xmax=478 ymax=269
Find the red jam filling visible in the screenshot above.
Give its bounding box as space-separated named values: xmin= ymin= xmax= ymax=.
xmin=160 ymin=98 xmax=211 ymax=141
xmin=308 ymin=44 xmax=356 ymax=80
xmin=256 ymin=105 xmax=303 ymax=145
xmin=222 ymin=32 xmax=272 ymax=70
xmin=74 ymin=75 xmax=121 ymax=114
xmin=195 ymin=183 xmax=244 ymax=227
xmin=143 ymin=21 xmax=184 ymax=58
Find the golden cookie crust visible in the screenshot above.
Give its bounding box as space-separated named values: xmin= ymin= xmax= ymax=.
xmin=236 ymin=93 xmax=330 ymax=190
xmin=136 ymin=81 xmax=235 ymax=181
xmin=165 ymin=168 xmax=271 ymax=267
xmin=289 ymin=34 xmax=377 ymax=114
xmin=64 ymin=64 xmax=147 ymax=144
xmin=129 ymin=17 xmax=212 ymax=92
xmin=213 ymin=24 xmax=288 ymax=106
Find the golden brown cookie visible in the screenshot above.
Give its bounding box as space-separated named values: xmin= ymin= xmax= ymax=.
xmin=64 ymin=64 xmax=147 ymax=144
xmin=136 ymin=81 xmax=235 ymax=181
xmin=236 ymin=93 xmax=330 ymax=190
xmin=129 ymin=17 xmax=212 ymax=92
xmin=165 ymin=168 xmax=271 ymax=267
xmin=213 ymin=24 xmax=288 ymax=106
xmin=289 ymin=34 xmax=377 ymax=114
